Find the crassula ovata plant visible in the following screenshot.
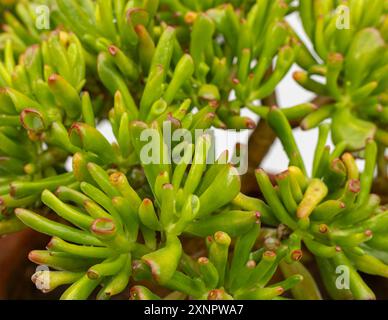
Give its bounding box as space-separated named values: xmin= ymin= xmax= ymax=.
xmin=0 ymin=0 xmax=388 ymax=300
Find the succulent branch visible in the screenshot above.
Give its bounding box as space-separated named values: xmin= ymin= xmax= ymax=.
xmin=0 ymin=0 xmax=387 ymax=301
xmin=237 ymin=107 xmax=388 ymax=300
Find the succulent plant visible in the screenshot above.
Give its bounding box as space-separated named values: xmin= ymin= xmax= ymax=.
xmin=17 ymin=167 xmax=144 ymax=299
xmin=243 ymin=107 xmax=388 ymax=299
xmin=19 ymin=128 xmax=245 ymax=299
xmin=291 ymin=1 xmax=388 ymax=151
xmin=0 ymin=0 xmax=51 ymax=54
xmin=130 ymin=230 xmax=305 ymax=300
xmin=49 ymin=0 xmax=308 ymax=129
xmin=0 ymin=31 xmax=86 ymax=229
xmin=160 ymin=0 xmax=303 ymax=128
xmin=0 ymin=0 xmax=388 ymax=301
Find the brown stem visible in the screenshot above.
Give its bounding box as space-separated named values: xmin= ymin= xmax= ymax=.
xmin=242 ymin=120 xmax=276 ymax=195
xmin=372 ymin=178 xmax=388 ymax=205
xmin=241 ymin=92 xmax=278 ymax=195
xmin=311 ymin=96 xmax=334 ymax=107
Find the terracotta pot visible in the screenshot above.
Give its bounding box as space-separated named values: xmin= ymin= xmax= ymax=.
xmin=0 ymin=228 xmax=50 ymax=299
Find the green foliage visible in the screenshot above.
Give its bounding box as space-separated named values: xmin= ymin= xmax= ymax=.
xmin=249 ymin=108 xmax=387 ymax=299
xmin=0 ymin=0 xmax=387 ymax=300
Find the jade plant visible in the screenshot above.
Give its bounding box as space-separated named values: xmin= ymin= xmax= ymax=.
xmin=249 ymin=107 xmax=388 ymax=299
xmin=0 ymin=30 xmax=89 ymax=226
xmin=131 ymin=230 xmax=304 ymax=300
xmin=0 ymin=0 xmax=50 ymax=54
xmin=294 ymin=1 xmax=388 ymax=151
xmin=0 ymin=0 xmax=388 ymax=300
